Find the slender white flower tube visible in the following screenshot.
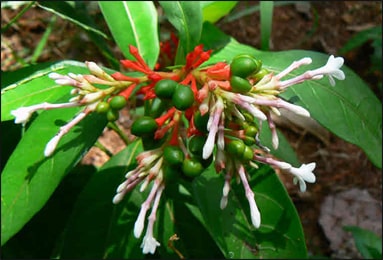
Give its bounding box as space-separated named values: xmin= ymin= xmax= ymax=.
xmin=133 ymin=181 xmax=160 ymax=238
xmin=203 ymin=96 xmax=224 ymax=159
xmin=11 ymin=102 xmax=80 ymax=125
xmin=238 ymin=165 xmax=261 ymax=228
xmin=141 ymin=184 xmax=164 ymax=254
xmin=44 ymin=110 xmax=88 ymax=157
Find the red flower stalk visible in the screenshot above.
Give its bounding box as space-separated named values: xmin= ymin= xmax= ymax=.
xmin=111 ymin=72 xmax=141 ymax=83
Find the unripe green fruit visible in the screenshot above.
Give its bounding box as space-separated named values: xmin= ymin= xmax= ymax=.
xmin=96 ymin=101 xmax=110 ymax=113
xmin=226 ymin=139 xmax=245 ymax=156
xmin=147 ymin=97 xmax=167 ymax=118
xmin=182 ymin=157 xmax=204 ymax=178
xmin=245 ymin=125 xmax=258 ymax=137
xmin=230 ymin=75 xmax=252 ymax=93
xmin=230 ymin=55 xmax=259 ymax=78
xmin=193 ymin=110 xmax=209 ymax=133
xmin=163 ymin=146 xmax=185 ymax=166
xmin=106 ymin=109 xmax=119 ymax=122
xmin=244 ymin=136 xmax=256 ymax=146
xmin=188 ymin=135 xmax=207 ymax=157
xmin=154 ymin=79 xmax=178 ymax=100
xmin=109 ymin=95 xmax=127 ymax=110
xmin=241 ymin=145 xmax=254 ymax=162
xmin=131 ymin=116 xmax=158 ymax=137
xmin=172 ymin=84 xmax=195 ymax=111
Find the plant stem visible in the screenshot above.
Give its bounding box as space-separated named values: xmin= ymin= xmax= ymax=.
xmin=107 ymin=121 xmax=130 ymax=145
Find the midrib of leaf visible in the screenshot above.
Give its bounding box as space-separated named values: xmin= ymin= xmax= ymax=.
xmin=122 ymin=2 xmax=141 ymax=53
xmin=176 ymin=2 xmax=191 ymax=52
xmin=3 ymin=85 xmax=68 ymax=106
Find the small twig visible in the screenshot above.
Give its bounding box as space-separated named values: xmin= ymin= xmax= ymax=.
xmin=168 ymin=234 xmax=185 ymax=259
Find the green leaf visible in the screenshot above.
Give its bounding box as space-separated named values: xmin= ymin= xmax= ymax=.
xmin=160 ymin=1 xmax=203 ymax=65
xmin=186 ymin=164 xmax=307 ymax=258
xmin=260 ymin=1 xmax=274 ymax=50
xmin=200 ymin=1 xmax=237 ymax=23
xmin=36 ymin=1 xmax=109 ymax=39
xmin=201 ymin=22 xmax=382 ymax=168
xmin=55 ymin=141 xmax=144 ymax=258
xmin=1 ymin=95 xmax=107 ymax=245
xmin=339 ymin=26 xmax=382 ymax=54
xmin=1 ymin=61 xmax=89 ymax=122
xmin=343 ymin=226 xmax=382 ymax=259
xmin=1 ymin=164 xmax=96 ymax=258
xmin=37 ymin=1 xmax=120 ymax=69
xmin=99 ymin=1 xmax=159 ymax=69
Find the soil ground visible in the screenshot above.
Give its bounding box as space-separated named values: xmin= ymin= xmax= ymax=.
xmin=1 ymin=1 xmax=382 ymax=258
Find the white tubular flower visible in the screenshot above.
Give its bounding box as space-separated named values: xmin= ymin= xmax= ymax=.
xmin=238 ymin=165 xmax=261 ymax=228
xmin=289 ymin=163 xmax=316 ymax=192
xmin=203 ymin=96 xmax=224 ymax=159
xmin=133 ymin=181 xmax=160 ymax=238
xmin=313 ymin=55 xmax=345 ymax=86
xmin=44 ymin=135 xmax=61 ymax=157
xmin=141 ymin=184 xmax=164 ymax=254
xmin=141 ymin=234 xmax=160 ymax=255
xmin=11 ymin=106 xmax=36 ymax=124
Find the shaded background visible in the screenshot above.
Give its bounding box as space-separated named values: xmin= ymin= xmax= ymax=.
xmin=1 ymin=1 xmax=382 ymax=258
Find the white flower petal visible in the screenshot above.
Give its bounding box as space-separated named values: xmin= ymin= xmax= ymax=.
xmin=141 ymin=235 xmax=160 ymax=254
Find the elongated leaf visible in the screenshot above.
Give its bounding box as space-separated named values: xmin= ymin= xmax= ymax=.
xmin=99 ymin=1 xmax=159 ymax=69
xmin=185 ymin=164 xmax=307 ymax=258
xmin=201 ymin=22 xmax=382 ymax=168
xmin=1 ymin=61 xmax=89 ymax=122
xmin=55 ymin=141 xmax=144 ymax=258
xmin=160 ymin=1 xmax=202 ymax=65
xmin=37 ymin=1 xmax=120 ymax=69
xmin=200 ymin=1 xmax=237 ymax=23
xmin=1 ymin=95 xmax=107 ymax=245
xmin=343 ymin=225 xmax=382 ymax=259
xmin=36 ymin=1 xmax=109 ymax=39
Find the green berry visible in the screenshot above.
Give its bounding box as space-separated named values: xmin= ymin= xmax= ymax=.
xmin=230 ymin=55 xmax=260 ymax=78
xmin=106 ymin=109 xmax=119 ymax=122
xmin=147 ymin=97 xmax=167 ymax=118
xmin=131 ymin=116 xmax=158 ymax=137
xmin=172 ymin=84 xmax=195 ymax=111
xmin=245 ymin=125 xmax=258 ymax=137
xmin=226 ymin=139 xmax=245 ymax=156
xmin=109 ymin=95 xmax=127 ymax=110
xmin=193 ymin=110 xmax=209 ymax=133
xmin=154 ymin=79 xmax=178 ymax=99
xmin=188 ymin=135 xmax=207 ymax=157
xmin=182 ymin=157 xmax=204 ymax=178
xmin=230 ymin=75 xmax=252 ymax=93
xmin=163 ymin=146 xmax=185 ymax=166
xmin=241 ymin=145 xmax=254 ymax=162
xmin=95 ymin=101 xmax=110 ymax=113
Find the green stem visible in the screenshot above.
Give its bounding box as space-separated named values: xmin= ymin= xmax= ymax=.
xmin=107 ymin=121 xmax=130 ymax=145
xmin=94 ymin=141 xmax=114 ymax=157
xmin=1 ymin=1 xmax=36 ymax=33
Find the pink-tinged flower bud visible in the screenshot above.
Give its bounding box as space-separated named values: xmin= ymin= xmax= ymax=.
xmin=11 ymin=106 xmax=35 ymax=124
xmin=44 ymin=135 xmax=61 ymax=157
xmin=80 ymin=91 xmax=104 ymax=104
xmin=134 ymin=207 xmax=148 ymax=238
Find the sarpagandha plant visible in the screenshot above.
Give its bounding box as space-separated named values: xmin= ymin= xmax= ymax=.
xmin=2 ymin=2 xmax=381 ymax=259
xmin=10 ymin=43 xmax=345 ymax=254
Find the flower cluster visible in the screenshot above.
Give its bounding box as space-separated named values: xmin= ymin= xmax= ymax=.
xmin=10 ymin=43 xmax=345 ymax=254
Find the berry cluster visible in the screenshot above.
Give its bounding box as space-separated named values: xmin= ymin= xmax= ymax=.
xmin=11 ymin=43 xmax=345 ymax=254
